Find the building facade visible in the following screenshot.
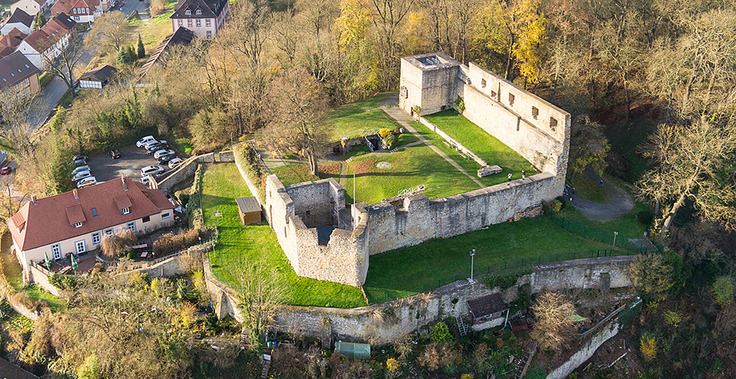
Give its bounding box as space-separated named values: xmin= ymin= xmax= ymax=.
xmin=7 ymin=178 xmax=175 ymax=281
xmin=170 ymin=0 xmax=229 ymax=40
xmin=0 ymin=8 xmax=34 ymax=35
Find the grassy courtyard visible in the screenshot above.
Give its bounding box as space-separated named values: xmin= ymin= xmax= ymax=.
xmin=201 ymin=163 xmax=366 ymax=308
xmin=363 ymin=216 xmax=625 ymax=303
xmin=423 ymin=110 xmax=536 ymax=181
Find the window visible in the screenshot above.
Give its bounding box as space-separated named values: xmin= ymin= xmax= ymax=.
xmin=161 ymin=213 xmax=170 ymax=219
xmin=195 ymin=9 xmax=201 ymax=15
xmin=142 ymin=216 xmax=150 ymax=223
xmin=91 ymin=208 xmax=98 ymax=217
xmin=127 ymin=222 xmax=136 ymax=232
xmin=73 ymin=222 xmax=83 ymax=228
xmin=206 ymin=30 xmax=212 ymax=39
xmin=481 ymin=78 xmax=486 ymax=88
xmin=491 ymin=90 xmax=497 ymax=98
xmin=178 ymin=20 xmax=183 ymax=27
xmin=104 ymin=228 xmax=114 ymax=235
xmin=206 ymin=19 xmax=211 ymax=27
xmin=75 ymin=240 xmax=86 ymax=254
xmin=549 ymin=117 xmax=558 ymax=130
xmin=92 ymin=232 xmax=101 ymax=245
xmin=121 ymin=207 xmax=130 ymax=215
xmin=508 ymin=93 xmax=515 ymax=106
xmin=196 ymin=19 xmax=201 ymax=27
xmin=531 ymin=106 xmax=539 ymax=119
xmin=51 ymin=243 xmax=62 ymax=260
xmin=187 ymin=20 xmax=193 ymax=27
xmin=185 ymin=9 xmax=191 ymax=15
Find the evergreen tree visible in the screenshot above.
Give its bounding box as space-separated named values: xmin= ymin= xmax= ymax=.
xmin=137 ymin=34 xmax=145 ymax=58
xmin=127 ymin=45 xmax=137 ymax=62
xmin=34 ymin=13 xmax=47 ymax=30
xmin=116 ymin=46 xmax=130 ymax=65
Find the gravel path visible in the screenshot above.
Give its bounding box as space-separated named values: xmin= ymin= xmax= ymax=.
xmin=568 ymin=179 xmax=635 ymax=222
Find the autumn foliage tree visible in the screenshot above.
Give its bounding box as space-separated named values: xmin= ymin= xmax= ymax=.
xmin=530 ymin=291 xmax=576 ymax=351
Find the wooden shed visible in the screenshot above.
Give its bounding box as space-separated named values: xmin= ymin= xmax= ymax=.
xmin=236 ymin=197 xmax=261 ymax=225
xmin=467 ymin=293 xmax=509 ymax=325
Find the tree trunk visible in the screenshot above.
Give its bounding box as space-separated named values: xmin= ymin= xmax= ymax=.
xmin=661 ymin=192 xmax=687 ymax=237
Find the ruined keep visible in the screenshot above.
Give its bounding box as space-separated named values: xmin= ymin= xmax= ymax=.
xmin=263 ymin=52 xmax=571 ymax=287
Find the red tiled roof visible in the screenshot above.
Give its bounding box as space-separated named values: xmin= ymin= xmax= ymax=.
xmin=7 ymin=177 xmax=175 ymax=251
xmin=0 ymin=28 xmax=28 ymax=49
xmin=51 ymin=0 xmax=72 ymax=16
xmin=21 ymin=29 xmax=50 ymax=51
xmin=65 ymin=204 xmax=86 ymax=225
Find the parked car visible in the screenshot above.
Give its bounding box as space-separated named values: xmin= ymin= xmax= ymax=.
xmin=145 ymin=141 xmax=168 ymax=153
xmin=136 ymin=135 xmax=156 ymax=147
xmin=141 ymin=165 xmax=165 ymax=177
xmin=72 ymin=154 xmax=88 ymax=161
xmin=156 ymin=153 xmax=176 ymax=164
xmin=110 ymin=149 xmax=121 ymax=159
xmin=140 ymin=176 xmax=150 ymax=184
xmin=73 ymin=158 xmax=87 ymax=167
xmin=77 ymin=177 xmax=97 ymax=188
xmin=153 ymin=149 xmax=175 ymax=159
xmin=72 ymin=165 xmax=91 ymax=176
xmin=72 ymin=170 xmax=92 ymax=182
xmin=0 ymin=166 xmax=11 ymax=175
xmin=168 ymin=157 xmax=183 ymax=169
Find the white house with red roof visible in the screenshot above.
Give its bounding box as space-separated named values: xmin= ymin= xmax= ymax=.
xmin=170 ymin=0 xmax=229 ymax=40
xmin=15 ymin=13 xmax=75 ymax=69
xmin=51 ymin=0 xmax=101 ymax=23
xmin=6 ymin=178 xmax=176 ymax=281
xmin=10 ymin=0 xmax=46 ymax=16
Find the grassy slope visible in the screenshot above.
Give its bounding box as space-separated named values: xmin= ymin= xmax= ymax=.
xmin=424 ymin=110 xmax=536 ymax=181
xmin=363 ymin=217 xmax=621 ymax=303
xmin=329 ymin=109 xmax=404 ymax=142
xmin=202 ymin=163 xmax=365 ymax=308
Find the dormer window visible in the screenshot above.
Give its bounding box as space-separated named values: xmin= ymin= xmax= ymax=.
xmin=185 ymin=9 xmax=191 ymax=15
xmin=121 ymin=207 xmax=130 ymax=215
xmin=73 ymin=222 xmax=83 ymax=228
xmin=195 ymin=9 xmax=201 ymax=15
xmin=91 ymin=208 xmax=98 ymax=217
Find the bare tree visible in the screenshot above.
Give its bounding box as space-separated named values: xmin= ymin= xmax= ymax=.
xmin=44 ymin=33 xmax=86 ymax=98
xmin=268 ymin=67 xmax=329 ymax=176
xmin=637 ymin=117 xmax=736 ymax=235
xmin=530 ymin=291 xmax=576 ymax=351
xmin=236 ymin=259 xmax=291 ymax=351
xmin=85 ymin=11 xmax=130 ymax=54
xmin=0 ymin=85 xmax=42 ymax=167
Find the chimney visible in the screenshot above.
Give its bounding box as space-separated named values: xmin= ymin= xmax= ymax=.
xmin=121 ymin=177 xmax=127 ymax=191
xmin=73 ymin=189 xmax=79 ymax=199
xmin=31 ymin=194 xmax=37 ymax=205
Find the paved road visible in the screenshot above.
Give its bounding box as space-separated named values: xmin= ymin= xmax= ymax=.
xmin=86 ymin=145 xmax=166 ymax=182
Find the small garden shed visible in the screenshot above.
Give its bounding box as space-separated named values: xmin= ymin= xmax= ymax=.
xmin=235 ymin=197 xmax=261 ymax=225
xmin=467 ymin=293 xmax=509 ymax=325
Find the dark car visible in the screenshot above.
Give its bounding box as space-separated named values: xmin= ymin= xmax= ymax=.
xmin=72 ymin=154 xmax=88 ymax=161
xmin=110 ymin=149 xmax=121 ymax=159
xmin=156 ymin=153 xmax=176 ymax=164
xmin=0 ymin=166 xmax=11 ymax=175
xmin=146 ymin=143 xmax=167 ymax=154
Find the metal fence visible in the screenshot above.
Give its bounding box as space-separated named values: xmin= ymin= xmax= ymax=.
xmin=546 ymin=211 xmax=655 ymax=252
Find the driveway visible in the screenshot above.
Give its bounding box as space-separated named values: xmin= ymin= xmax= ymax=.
xmin=86 ymin=145 xmax=167 ymax=182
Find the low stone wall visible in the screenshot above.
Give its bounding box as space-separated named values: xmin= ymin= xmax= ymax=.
xmin=204 ymin=255 xmax=634 ymax=345
xmin=28 ymin=264 xmax=62 ymax=298
xmin=419 ymin=117 xmax=487 ymax=167
xmin=530 ymin=256 xmax=634 ymax=293
xmin=115 ymin=247 xmax=207 ymax=279
xmin=154 ymin=151 xmax=236 ymax=195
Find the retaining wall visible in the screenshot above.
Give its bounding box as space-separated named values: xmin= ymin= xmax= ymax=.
xmin=546 ymin=321 xmax=622 ymax=379
xmin=153 ymin=151 xmax=236 ymax=195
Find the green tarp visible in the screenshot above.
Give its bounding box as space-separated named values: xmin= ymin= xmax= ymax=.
xmin=334 ymin=342 xmax=371 ymax=360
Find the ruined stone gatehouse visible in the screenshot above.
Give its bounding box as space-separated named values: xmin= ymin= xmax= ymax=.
xmin=263 ymin=52 xmax=571 ymax=287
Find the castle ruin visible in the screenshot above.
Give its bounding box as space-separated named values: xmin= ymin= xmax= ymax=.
xmin=263 ymin=52 xmax=571 ymax=287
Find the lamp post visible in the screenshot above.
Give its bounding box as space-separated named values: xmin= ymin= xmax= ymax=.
xmin=470 ymin=249 xmax=476 ymax=283
xmin=613 ymin=231 xmax=619 ymax=248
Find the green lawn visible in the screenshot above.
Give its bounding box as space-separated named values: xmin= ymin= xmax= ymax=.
xmin=335 ymin=143 xmax=481 ymax=205
xmin=328 ymin=109 xmax=403 ymax=143
xmin=327 ymin=93 xmax=394 ymax=119
xmin=555 ymin=198 xmax=650 ymax=241
xmin=363 ymin=217 xmax=626 ymax=303
xmin=271 ymin=163 xmax=320 ymax=186
xmin=201 ymin=163 xmax=366 ymax=308
xmin=423 ymin=110 xmax=536 ymax=181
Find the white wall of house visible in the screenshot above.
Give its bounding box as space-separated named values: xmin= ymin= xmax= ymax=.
xmin=16 ymin=41 xmax=42 ymax=69
xmin=172 ymin=18 xmax=216 ymax=39
xmin=12 ymin=210 xmax=175 ymax=280
xmin=1 ymin=21 xmax=33 ymax=35
xmin=10 ymin=0 xmax=41 ymax=16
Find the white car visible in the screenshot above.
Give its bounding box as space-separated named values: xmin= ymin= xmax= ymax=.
xmin=136 ymin=135 xmax=156 ymax=147
xmin=168 ymin=157 xmax=183 ymax=169
xmin=77 ymin=177 xmax=97 ymax=188
xmin=72 ymin=170 xmax=92 ymax=182
xmin=141 ymin=165 xmax=165 ymax=177
xmin=154 ymin=149 xmax=175 ymax=159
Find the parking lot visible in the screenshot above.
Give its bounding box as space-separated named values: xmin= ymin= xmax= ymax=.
xmin=86 ymin=145 xmax=169 ymax=183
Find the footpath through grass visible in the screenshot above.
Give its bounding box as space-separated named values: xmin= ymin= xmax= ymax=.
xmin=363 ymin=216 xmax=624 ymax=303
xmin=424 ymin=110 xmax=536 ymax=181
xmin=202 ymin=163 xmax=365 ymax=308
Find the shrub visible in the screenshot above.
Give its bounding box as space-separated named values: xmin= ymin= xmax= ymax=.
xmin=455 ymin=96 xmax=465 ymax=113
xmin=481 ymin=268 xmax=533 ymax=290
xmin=639 ymin=333 xmax=657 ymax=360
xmin=429 ymin=321 xmax=452 ymax=343
xmin=49 ymin=274 xmax=78 ymax=291
xmin=663 ymin=310 xmax=682 ymax=328
xmin=383 ymin=134 xmax=397 ymax=149
xmin=617 ymin=303 xmax=642 ymax=326
xmin=411 ymin=105 xmax=421 ymax=116
xmin=379 ymin=128 xmax=392 ymax=138
xmin=713 ymin=276 xmax=734 ymax=306
xmin=153 ymin=228 xmax=203 ymax=256
xmin=637 ymin=210 xmax=655 ymax=225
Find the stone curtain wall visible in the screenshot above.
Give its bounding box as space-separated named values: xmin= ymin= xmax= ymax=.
xmin=265 ymin=175 xmax=371 ymax=286
xmin=363 ymin=174 xmax=553 ymax=255
xmin=203 ymin=252 xmax=633 ymax=345
xmin=530 ymin=256 xmax=634 ymax=293
xmin=546 ymin=321 xmax=622 ymax=379
xmin=154 ymin=151 xmax=236 ymax=195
